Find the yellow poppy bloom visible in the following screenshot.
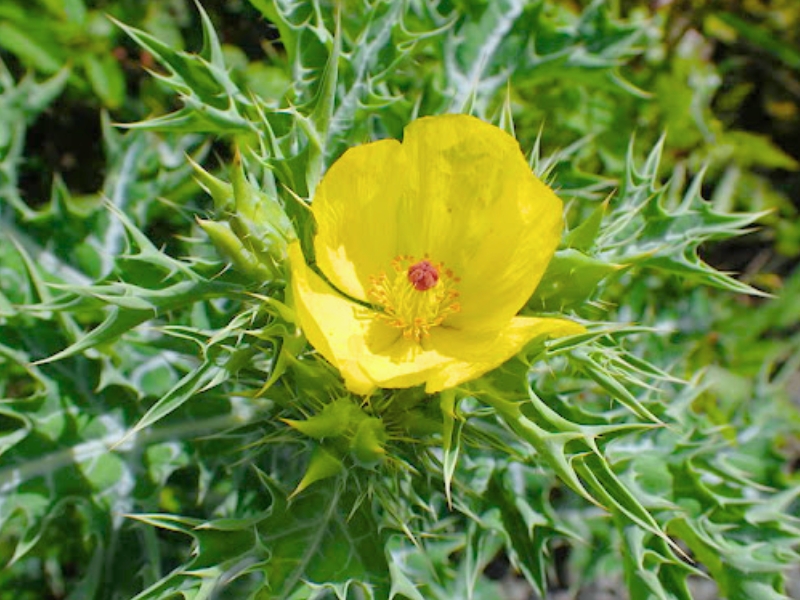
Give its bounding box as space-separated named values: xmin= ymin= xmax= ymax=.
xmin=289 ymin=114 xmax=584 ymax=395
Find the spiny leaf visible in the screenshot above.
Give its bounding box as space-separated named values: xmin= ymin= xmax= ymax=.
xmin=254 ymin=471 xmax=391 ymax=599
xmin=529 ymin=247 xmax=623 ymax=312
xmin=598 ymin=134 xmax=770 ymax=296
xmin=114 ymin=359 xmax=230 ymax=448
xmin=439 ymin=389 xmax=462 ymax=508
xmin=34 ymin=280 xmax=240 ymax=364
xmin=112 ymin=15 xmax=253 ymax=134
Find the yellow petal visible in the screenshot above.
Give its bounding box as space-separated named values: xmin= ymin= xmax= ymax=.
xmin=297 ymin=116 xmax=579 ymax=395
xmin=343 ymin=314 xmax=583 ymax=394
xmin=312 ymin=139 xmax=406 ymax=302
xmin=288 ymin=242 xmax=377 ymax=394
xmin=312 ymin=114 xmax=563 ymax=332
xmin=292 ymin=241 xmax=583 ymax=394
xmin=290 ymin=242 xmax=462 ymax=393
xmin=422 ymin=316 xmax=585 ymax=393
xmin=352 ymin=335 xmax=451 ymax=390
xmin=397 ymin=115 xmax=563 ymax=332
xmin=291 ymin=242 xmax=457 ymax=394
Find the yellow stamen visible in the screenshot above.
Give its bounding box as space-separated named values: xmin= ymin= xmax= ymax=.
xmin=369 ymin=255 xmax=461 ymax=341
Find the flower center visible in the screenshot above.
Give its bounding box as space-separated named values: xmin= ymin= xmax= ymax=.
xmin=407 ymin=260 xmax=439 ymax=291
xmin=369 ymin=255 xmax=461 ymax=342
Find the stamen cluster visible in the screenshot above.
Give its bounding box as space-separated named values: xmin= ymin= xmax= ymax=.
xmin=369 ymin=255 xmax=461 ymax=341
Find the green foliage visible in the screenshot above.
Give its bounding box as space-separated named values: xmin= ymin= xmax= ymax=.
xmin=0 ymin=1 xmax=189 ymax=110
xmin=0 ymin=0 xmax=125 ymax=107
xmin=1 ymin=1 xmax=799 ymax=599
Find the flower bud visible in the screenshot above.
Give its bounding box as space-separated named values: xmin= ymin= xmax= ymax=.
xmin=282 ymin=398 xmax=362 ymax=440
xmin=290 ymin=446 xmax=344 ymax=499
xmin=196 ymin=218 xmax=273 ymax=279
xmin=350 ymin=417 xmax=387 ymax=467
xmin=192 ymin=151 xmax=296 ymax=281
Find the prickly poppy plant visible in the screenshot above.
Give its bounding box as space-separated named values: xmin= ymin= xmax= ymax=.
xmin=291 ymin=114 xmax=583 ymax=394
xmin=1 ymin=2 xmax=799 ymax=600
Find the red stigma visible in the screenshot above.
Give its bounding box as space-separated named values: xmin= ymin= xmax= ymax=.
xmin=407 ymin=260 xmax=439 ymax=291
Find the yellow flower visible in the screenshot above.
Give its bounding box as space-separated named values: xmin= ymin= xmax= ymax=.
xmin=289 ymin=114 xmax=584 ymax=395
